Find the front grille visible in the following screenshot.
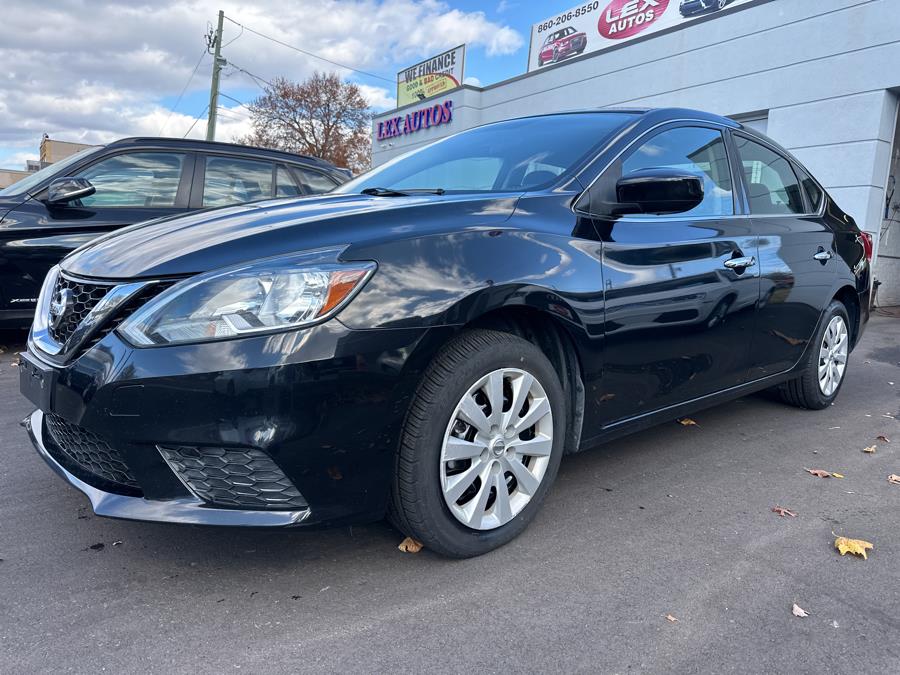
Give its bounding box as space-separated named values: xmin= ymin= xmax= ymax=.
xmin=48 ymin=276 xmax=112 ymax=345
xmin=158 ymin=445 xmax=307 ymax=510
xmin=44 ymin=413 xmax=142 ymax=495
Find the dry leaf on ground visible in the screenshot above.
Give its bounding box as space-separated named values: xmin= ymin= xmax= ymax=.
xmin=398 ymin=537 xmax=423 ymax=553
xmin=888 ymin=474 xmax=900 ymax=486
xmin=792 ymin=603 xmax=809 ymax=618
xmin=772 ymin=506 xmax=797 ymax=517
xmin=834 ymin=536 xmax=874 ymax=559
xmin=677 ymin=418 xmax=698 ymax=427
xmin=804 ymin=468 xmax=841 ymax=478
xmin=665 ymin=614 xmax=678 ymax=623
xmin=877 ymin=435 xmax=891 ymax=443
xmin=862 ymin=446 xmax=877 ymax=454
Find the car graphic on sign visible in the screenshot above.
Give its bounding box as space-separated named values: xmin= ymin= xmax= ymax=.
xmin=537 ymin=26 xmax=587 ymax=66
xmin=679 ymin=0 xmax=734 ymax=17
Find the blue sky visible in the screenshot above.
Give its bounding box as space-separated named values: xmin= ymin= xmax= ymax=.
xmin=0 ymin=0 xmax=572 ymax=169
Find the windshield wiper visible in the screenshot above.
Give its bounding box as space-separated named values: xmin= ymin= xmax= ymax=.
xmin=361 ymin=187 xmax=445 ymax=197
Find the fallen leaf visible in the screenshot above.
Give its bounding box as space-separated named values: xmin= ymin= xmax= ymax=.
xmin=772 ymin=330 xmax=805 ymax=347
xmin=772 ymin=506 xmax=797 ymax=518
xmin=665 ymin=614 xmax=678 ymax=623
xmin=111 ymin=540 xmax=123 ymax=547
xmin=876 ymin=435 xmax=890 ymax=444
xmin=398 ymin=537 xmax=423 ymax=553
xmin=677 ymin=418 xmax=698 ymax=427
xmin=792 ymin=603 xmax=809 ymax=618
xmin=87 ymin=543 xmax=104 ymax=552
xmin=888 ymin=474 xmax=900 ymax=486
xmin=831 ymin=473 xmax=845 ymax=479
xmin=834 ymin=536 xmax=874 ymax=560
xmin=862 ymin=446 xmax=876 ymax=454
xmin=804 ymin=468 xmax=834 ymax=478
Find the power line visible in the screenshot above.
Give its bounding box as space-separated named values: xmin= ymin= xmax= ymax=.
xmin=183 ymin=104 xmax=210 ymax=138
xmin=159 ymin=48 xmax=208 ymax=135
xmin=226 ymin=61 xmax=274 ymax=90
xmin=222 ymin=15 xmax=394 ymax=84
xmin=219 ymin=92 xmax=254 ymax=112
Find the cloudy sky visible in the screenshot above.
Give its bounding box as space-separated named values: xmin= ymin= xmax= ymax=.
xmin=0 ymin=0 xmax=567 ymax=169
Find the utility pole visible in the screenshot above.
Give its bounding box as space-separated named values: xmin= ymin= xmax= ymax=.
xmin=206 ymin=10 xmax=225 ymax=141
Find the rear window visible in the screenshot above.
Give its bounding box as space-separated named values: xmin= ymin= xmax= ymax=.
xmin=794 ymin=164 xmax=824 ymax=212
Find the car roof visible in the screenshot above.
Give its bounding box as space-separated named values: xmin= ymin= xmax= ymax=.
xmin=104 ymin=137 xmax=341 ymax=171
xmin=508 ymin=107 xmax=740 ymax=128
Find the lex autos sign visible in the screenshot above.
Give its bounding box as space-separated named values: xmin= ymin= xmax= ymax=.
xmin=527 ymin=0 xmax=760 ymax=71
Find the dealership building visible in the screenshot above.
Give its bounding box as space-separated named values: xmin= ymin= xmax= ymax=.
xmin=372 ymin=0 xmax=900 ymax=305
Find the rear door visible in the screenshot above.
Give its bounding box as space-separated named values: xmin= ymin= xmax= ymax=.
xmin=588 ymin=123 xmax=760 ymax=423
xmin=732 ymin=133 xmax=837 ymax=379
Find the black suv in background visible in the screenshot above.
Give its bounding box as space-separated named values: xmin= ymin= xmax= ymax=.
xmin=0 ymin=138 xmax=348 ymax=326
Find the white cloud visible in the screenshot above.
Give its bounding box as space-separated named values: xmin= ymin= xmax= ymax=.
xmin=0 ymin=0 xmax=523 ymax=165
xmin=463 ymin=76 xmax=482 ymax=87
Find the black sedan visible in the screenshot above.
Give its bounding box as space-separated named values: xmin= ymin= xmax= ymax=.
xmin=19 ymin=108 xmax=872 ymax=558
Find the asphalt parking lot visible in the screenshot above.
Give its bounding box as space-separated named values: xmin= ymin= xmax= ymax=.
xmin=1 ymin=317 xmax=898 ymax=674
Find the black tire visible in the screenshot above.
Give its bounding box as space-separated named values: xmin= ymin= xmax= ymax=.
xmin=389 ymin=329 xmax=567 ymax=558
xmin=773 ymin=300 xmax=850 ymax=410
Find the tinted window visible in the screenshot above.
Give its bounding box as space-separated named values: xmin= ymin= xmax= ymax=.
xmin=276 ymin=166 xmax=302 ymax=197
xmin=338 ymin=112 xmax=636 ymax=195
xmin=794 ymin=164 xmax=823 ymax=212
xmin=293 ymin=167 xmax=338 ymax=195
xmin=76 ymin=152 xmax=185 ymax=207
xmin=203 ymin=156 xmax=274 ymax=207
xmin=620 ymin=126 xmax=734 ymax=217
xmin=734 ymin=136 xmax=804 ymax=215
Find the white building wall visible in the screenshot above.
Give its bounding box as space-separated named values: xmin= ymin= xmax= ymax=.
xmin=373 ymin=0 xmax=900 ymax=302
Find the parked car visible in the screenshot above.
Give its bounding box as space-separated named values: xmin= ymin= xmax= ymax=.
xmin=538 ymin=26 xmax=587 ymax=66
xmin=0 ymin=138 xmax=348 ymax=327
xmin=680 ymin=0 xmax=734 ymax=17
xmin=20 ymin=108 xmax=872 ymax=558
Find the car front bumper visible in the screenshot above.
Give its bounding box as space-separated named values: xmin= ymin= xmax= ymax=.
xmin=21 ymin=321 xmax=450 ymax=527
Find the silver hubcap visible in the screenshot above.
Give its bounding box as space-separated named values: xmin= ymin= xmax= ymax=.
xmin=439 ymin=368 xmax=554 ymax=531
xmin=818 ymin=315 xmax=848 ymax=397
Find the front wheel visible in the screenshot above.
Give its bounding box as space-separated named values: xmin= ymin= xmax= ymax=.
xmin=389 ymin=329 xmax=566 ymax=558
xmin=773 ymin=300 xmax=851 ymax=409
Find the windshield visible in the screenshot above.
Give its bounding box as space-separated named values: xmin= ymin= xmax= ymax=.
xmin=0 ymin=146 xmax=103 ymax=197
xmin=337 ymin=112 xmax=637 ymax=195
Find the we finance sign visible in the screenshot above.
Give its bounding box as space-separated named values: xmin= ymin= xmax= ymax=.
xmin=528 ymin=0 xmax=761 ymax=72
xmin=397 ymin=45 xmax=465 ymax=108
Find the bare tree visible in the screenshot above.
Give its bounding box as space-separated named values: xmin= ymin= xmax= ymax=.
xmin=236 ymin=72 xmax=372 ymax=173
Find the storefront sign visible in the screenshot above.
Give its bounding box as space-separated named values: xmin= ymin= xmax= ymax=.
xmin=397 ymin=45 xmax=465 ymax=108
xmin=377 ymin=100 xmax=454 ymax=141
xmin=528 ymin=0 xmax=758 ymax=72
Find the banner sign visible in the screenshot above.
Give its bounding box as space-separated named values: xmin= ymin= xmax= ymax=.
xmin=528 ymin=0 xmax=759 ymax=72
xmin=397 ymin=45 xmax=465 ymax=108
xmin=377 ymin=100 xmax=454 ymax=141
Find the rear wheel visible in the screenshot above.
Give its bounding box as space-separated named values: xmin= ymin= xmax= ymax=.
xmin=389 ymin=329 xmax=566 ymax=558
xmin=773 ymin=300 xmax=850 ymax=409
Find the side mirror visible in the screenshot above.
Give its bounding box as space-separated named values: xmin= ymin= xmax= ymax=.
xmin=615 ymin=168 xmax=704 ymax=216
xmin=47 ymin=177 xmax=95 ymax=205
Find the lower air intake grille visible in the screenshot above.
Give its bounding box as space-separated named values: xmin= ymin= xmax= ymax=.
xmin=44 ymin=413 xmax=141 ymax=494
xmin=158 ymin=445 xmax=307 ymax=510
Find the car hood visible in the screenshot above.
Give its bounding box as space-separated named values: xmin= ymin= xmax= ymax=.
xmin=62 ymin=192 xmax=521 ymax=279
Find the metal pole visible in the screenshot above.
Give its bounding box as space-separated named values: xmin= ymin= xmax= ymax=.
xmin=206 ymin=10 xmax=225 ymax=141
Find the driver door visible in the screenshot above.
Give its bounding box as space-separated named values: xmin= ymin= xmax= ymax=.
xmin=587 ymin=124 xmax=760 ymax=424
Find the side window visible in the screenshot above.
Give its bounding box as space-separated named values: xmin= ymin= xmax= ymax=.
xmin=734 ymin=136 xmax=805 ymax=215
xmin=619 ymin=126 xmax=734 ymax=217
xmin=76 ymin=153 xmax=185 ymax=207
xmin=275 ymin=166 xmax=302 ymax=197
xmin=203 ymin=156 xmax=274 ymax=207
xmin=794 ymin=164 xmax=823 ymax=212
xmin=293 ymin=167 xmax=338 ymax=195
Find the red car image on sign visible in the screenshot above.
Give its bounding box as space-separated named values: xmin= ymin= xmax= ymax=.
xmin=599 ymin=0 xmax=670 ymax=39
xmin=538 ymin=26 xmax=588 ymax=66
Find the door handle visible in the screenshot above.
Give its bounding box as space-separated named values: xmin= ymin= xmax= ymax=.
xmin=724 ymin=256 xmax=756 ymax=270
xmin=813 ymin=250 xmax=833 ymax=262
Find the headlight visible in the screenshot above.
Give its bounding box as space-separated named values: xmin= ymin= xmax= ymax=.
xmin=118 ymin=251 xmax=375 ymax=346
